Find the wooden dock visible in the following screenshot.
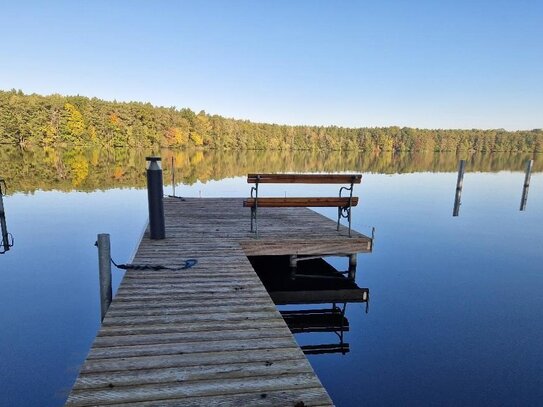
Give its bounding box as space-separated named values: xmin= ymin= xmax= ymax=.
xmin=66 ymin=198 xmax=372 ymax=406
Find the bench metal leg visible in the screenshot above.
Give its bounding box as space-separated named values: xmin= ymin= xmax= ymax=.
xmin=348 ymin=207 xmax=352 ymax=238
xmin=255 ymin=206 xmax=258 ymax=238
xmin=250 ymin=206 xmax=258 ymax=238
xmin=250 ymin=181 xmax=259 ymax=238
xmin=338 ymin=181 xmax=354 ymax=238
xmin=337 ymin=206 xmax=353 ymax=237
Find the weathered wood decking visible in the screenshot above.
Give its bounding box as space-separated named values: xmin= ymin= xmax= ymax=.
xmin=66 ymin=198 xmax=371 ymax=406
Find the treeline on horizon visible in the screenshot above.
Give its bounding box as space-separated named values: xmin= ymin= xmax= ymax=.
xmin=1 ymin=89 xmax=542 ymax=152
xmin=0 ymin=145 xmax=539 ymax=194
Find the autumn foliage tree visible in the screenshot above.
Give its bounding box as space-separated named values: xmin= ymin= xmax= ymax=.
xmin=0 ymin=89 xmax=541 ymax=153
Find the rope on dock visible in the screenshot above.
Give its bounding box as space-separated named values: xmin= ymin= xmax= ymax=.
xmin=92 ymin=240 xmax=197 ymax=270
xmin=110 ymin=257 xmax=197 ymax=271
xmin=166 ymin=195 xmax=186 ymax=200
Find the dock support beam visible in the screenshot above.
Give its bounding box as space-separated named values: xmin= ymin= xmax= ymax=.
xmin=453 ymin=159 xmax=466 ymax=217
xmin=146 ymin=156 xmax=165 ymax=239
xmin=97 ymin=233 xmax=112 ymax=322
xmin=520 ymin=159 xmax=533 ymax=211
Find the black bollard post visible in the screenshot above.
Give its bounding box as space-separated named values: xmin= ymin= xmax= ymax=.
xmin=97 ymin=233 xmax=112 ymax=322
xmin=146 ymin=157 xmax=165 ymax=239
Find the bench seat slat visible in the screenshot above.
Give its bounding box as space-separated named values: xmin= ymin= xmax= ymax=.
xmin=247 ymin=174 xmax=362 ymax=184
xmin=243 ymin=197 xmax=359 ymax=208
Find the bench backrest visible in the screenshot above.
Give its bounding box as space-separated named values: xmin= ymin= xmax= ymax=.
xmin=247 ymin=174 xmax=362 ymax=184
xmin=243 ymin=197 xmax=359 ymax=207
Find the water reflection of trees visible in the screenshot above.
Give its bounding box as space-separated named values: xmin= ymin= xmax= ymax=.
xmin=0 ymin=145 xmax=540 ymax=194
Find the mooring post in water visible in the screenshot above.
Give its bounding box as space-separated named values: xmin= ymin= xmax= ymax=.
xmin=146 ymin=156 xmax=165 ymax=239
xmin=97 ymin=233 xmax=112 ymax=322
xmin=453 ymin=159 xmax=466 ymax=217
xmin=0 ymin=179 xmax=11 ymax=253
xmin=520 ymin=159 xmax=534 ymax=211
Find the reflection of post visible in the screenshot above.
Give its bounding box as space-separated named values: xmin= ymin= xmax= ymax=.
xmin=520 ymin=159 xmax=533 ymax=211
xmin=289 ymin=255 xmax=297 ymax=280
xmin=97 ymin=233 xmax=112 ymax=322
xmin=348 ymin=254 xmax=357 ymax=280
xmin=453 ymin=160 xmax=466 ymax=217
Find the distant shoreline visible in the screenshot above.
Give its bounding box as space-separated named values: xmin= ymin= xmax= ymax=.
xmin=1 ymin=89 xmax=541 ymax=153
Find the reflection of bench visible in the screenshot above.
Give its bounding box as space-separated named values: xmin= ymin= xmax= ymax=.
xmin=280 ymin=307 xmax=349 ymax=333
xmin=243 ymin=173 xmax=362 ymax=237
xmin=281 ymin=306 xmax=351 ymax=355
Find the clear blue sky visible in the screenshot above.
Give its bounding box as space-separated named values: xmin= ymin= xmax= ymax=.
xmin=0 ymin=1 xmax=541 ymax=130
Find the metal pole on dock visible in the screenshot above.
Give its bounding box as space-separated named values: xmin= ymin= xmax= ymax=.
xmin=171 ymin=156 xmax=176 ymax=198
xmin=146 ymin=156 xmax=165 ymax=239
xmin=453 ymin=160 xmax=466 ymax=217
xmin=97 ymin=233 xmax=112 ymax=322
xmin=520 ymin=159 xmax=533 ymax=211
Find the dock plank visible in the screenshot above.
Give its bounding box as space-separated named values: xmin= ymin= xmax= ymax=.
xmin=74 ymin=358 xmax=311 ymax=390
xmin=68 ymin=373 xmax=323 ymax=405
xmin=103 ymin=387 xmax=332 ymax=407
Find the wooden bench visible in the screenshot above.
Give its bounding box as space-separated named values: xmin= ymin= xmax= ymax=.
xmin=243 ymin=173 xmax=362 ymax=237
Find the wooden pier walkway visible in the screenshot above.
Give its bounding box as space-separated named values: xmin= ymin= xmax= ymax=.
xmin=67 ymin=198 xmax=372 ymax=406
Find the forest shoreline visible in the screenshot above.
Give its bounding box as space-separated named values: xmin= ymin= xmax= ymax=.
xmin=1 ymin=89 xmax=541 ymax=153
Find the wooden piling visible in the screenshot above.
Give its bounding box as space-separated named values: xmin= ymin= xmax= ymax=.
xmin=456 ymin=159 xmax=466 ymax=191
xmin=97 ymin=233 xmax=112 ymax=322
xmin=453 ymin=160 xmax=466 ymax=216
xmin=520 ymin=159 xmax=533 ymax=211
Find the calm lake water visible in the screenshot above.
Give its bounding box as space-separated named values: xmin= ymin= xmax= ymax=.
xmin=0 ymin=147 xmax=542 ymax=406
